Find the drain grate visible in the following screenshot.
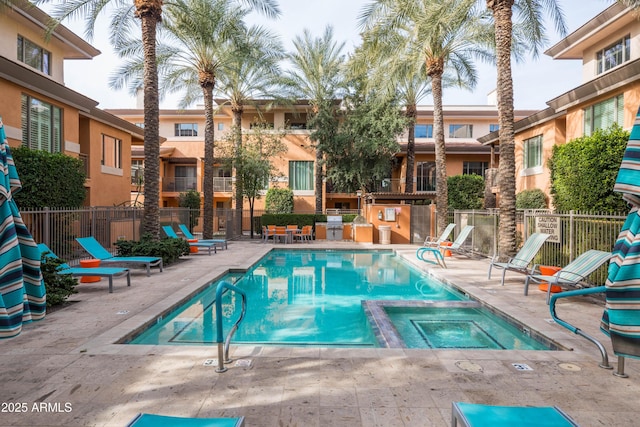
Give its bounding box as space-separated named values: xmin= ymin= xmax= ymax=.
xmin=203 ymin=359 xmax=218 ymax=366
xmin=234 ymin=359 xmax=252 ymax=368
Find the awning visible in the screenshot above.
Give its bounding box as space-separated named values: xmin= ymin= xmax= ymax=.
xmin=601 ymin=106 xmax=640 ymax=359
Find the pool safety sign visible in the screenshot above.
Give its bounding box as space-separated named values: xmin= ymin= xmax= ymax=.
xmin=535 ymin=216 xmax=561 ymax=243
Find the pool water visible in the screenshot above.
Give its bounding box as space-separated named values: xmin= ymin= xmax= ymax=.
xmin=385 ymin=306 xmax=549 ymax=350
xmin=128 ymin=249 xmax=552 ymax=350
xmin=130 ymin=250 xmax=463 ymax=346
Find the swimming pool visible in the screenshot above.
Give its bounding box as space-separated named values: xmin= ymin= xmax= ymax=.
xmin=128 ymin=249 xmax=552 ymax=349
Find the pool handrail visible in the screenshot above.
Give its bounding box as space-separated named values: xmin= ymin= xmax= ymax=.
xmin=215 ymin=280 xmax=247 ymax=373
xmin=549 ymin=286 xmax=621 ymax=374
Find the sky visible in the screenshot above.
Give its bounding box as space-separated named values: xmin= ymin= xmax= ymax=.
xmin=58 ymin=0 xmax=616 ymax=111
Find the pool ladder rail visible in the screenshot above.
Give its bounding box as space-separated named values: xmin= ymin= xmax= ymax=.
xmin=549 ymin=286 xmax=628 ymax=378
xmin=215 ymin=280 xmax=247 ymax=373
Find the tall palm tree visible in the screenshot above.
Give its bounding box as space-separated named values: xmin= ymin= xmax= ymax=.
xmin=283 ymin=26 xmax=346 ymax=214
xmin=37 ymin=0 xmax=280 ymax=239
xmin=484 ymin=0 xmax=565 ymax=258
xmin=359 ymin=0 xmax=493 ymax=235
xmin=110 ymin=0 xmax=251 ymax=239
xmin=214 ymin=26 xmax=285 ymax=236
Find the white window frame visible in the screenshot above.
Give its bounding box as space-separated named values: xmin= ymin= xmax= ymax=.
xmin=596 ymin=35 xmax=630 ymax=75
xmin=449 ymin=124 xmax=473 ymax=138
xmin=17 ymin=35 xmax=51 ymax=75
xmin=174 ymin=123 xmax=198 ymax=137
xmin=583 ymin=94 xmax=624 ymax=136
xmin=522 ymin=135 xmax=543 ymax=176
xmin=21 ymin=94 xmax=62 ymax=153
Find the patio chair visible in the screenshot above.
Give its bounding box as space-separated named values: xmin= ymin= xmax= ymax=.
xmin=178 ymin=224 xmax=228 ymax=249
xmin=296 ymin=225 xmax=313 ymax=243
xmin=75 ymin=236 xmax=163 ymax=276
xmin=422 ymin=223 xmax=456 ymax=248
xmin=451 ymin=402 xmax=579 ymax=427
xmin=127 ymin=413 xmax=244 ymax=427
xmin=274 ymin=225 xmax=288 ymax=243
xmin=524 ymin=249 xmax=613 ymax=304
xmin=38 ymin=243 xmax=131 ymax=293
xmin=488 ymin=232 xmax=550 ymax=286
xmin=162 ymin=225 xmax=217 ymax=255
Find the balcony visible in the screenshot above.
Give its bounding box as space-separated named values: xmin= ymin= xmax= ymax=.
xmin=213 ymin=177 xmax=234 ymax=193
xmin=163 ymin=177 xmax=198 ymax=192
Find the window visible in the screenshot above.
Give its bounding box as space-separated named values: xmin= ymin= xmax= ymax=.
xmin=416 ymin=162 xmax=436 ymax=192
xmin=217 ymin=123 xmax=224 ymax=131
xmin=174 ymin=123 xmax=198 ymax=136
xmin=489 ymin=124 xmax=499 ymax=132
xmin=135 ymin=123 xmax=144 ymax=128
xmin=17 ymin=36 xmax=51 ymax=75
xmin=285 ymin=113 xmax=308 ymax=129
xmin=289 ymin=161 xmax=314 ymax=191
xmin=597 ymin=35 xmax=630 ymax=75
xmin=131 ymin=160 xmax=144 ymax=184
xmin=21 ymin=94 xmax=62 ymax=153
xmin=449 ymin=124 xmax=473 ymax=138
xmin=583 ymin=94 xmax=624 ymax=136
xmin=415 ymin=124 xmax=433 ymax=138
xmin=463 ymin=162 xmax=488 ymax=177
xmin=523 ymin=135 xmax=543 ymax=170
xmin=102 ymin=135 xmax=122 ymax=169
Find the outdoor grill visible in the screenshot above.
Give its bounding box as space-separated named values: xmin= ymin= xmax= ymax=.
xmin=326 ymin=215 xmax=343 ymax=241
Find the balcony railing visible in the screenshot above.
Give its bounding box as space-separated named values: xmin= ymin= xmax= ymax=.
xmin=163 ymin=177 xmax=198 ymax=192
xmin=213 ymin=177 xmax=234 ymax=193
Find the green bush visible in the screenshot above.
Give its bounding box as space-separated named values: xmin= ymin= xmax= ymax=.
xmin=447 ymin=175 xmax=484 ymax=209
xmin=516 ymin=189 xmax=547 ymax=209
xmin=114 ymin=234 xmax=190 ymax=264
xmin=265 ymin=188 xmax=294 ymax=213
xmin=40 ymin=254 xmax=78 ymax=307
xmin=12 ymin=146 xmax=86 ymax=208
xmin=550 ymin=125 xmax=628 ymax=212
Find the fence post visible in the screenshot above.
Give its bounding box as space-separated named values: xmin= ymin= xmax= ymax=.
xmin=493 ymin=209 xmax=498 ymax=257
xmin=569 ymin=210 xmax=575 ymax=261
xmin=44 ymin=207 xmax=50 ymax=246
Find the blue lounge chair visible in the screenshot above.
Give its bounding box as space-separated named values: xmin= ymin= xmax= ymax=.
xmin=75 ymin=237 xmax=163 ymax=276
xmin=162 ymin=225 xmax=217 ymax=255
xmin=422 ymin=223 xmax=456 ymax=248
xmin=524 ymin=249 xmax=613 ymax=304
xmin=127 ymin=413 xmax=244 ymax=427
xmin=178 ymin=224 xmax=228 ymax=249
xmin=488 ymin=232 xmax=550 ymax=286
xmin=38 ymin=243 xmax=131 ymax=293
xmin=451 ymin=402 xmax=579 ymax=427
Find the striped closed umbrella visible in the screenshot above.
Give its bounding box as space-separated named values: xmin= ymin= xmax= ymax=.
xmin=0 ymin=119 xmax=46 ymax=339
xmin=600 ymin=107 xmax=640 ymax=359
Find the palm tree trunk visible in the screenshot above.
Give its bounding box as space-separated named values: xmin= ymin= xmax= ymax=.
xmin=202 ymin=84 xmax=215 ymax=239
xmin=489 ymin=0 xmax=517 ymax=259
xmin=232 ymin=108 xmax=243 ymax=236
xmin=431 ymin=73 xmax=448 ymax=236
xmin=315 ymin=149 xmax=323 ymax=214
xmin=405 ymin=105 xmax=417 ymax=193
xmin=139 ymin=9 xmax=161 ymax=239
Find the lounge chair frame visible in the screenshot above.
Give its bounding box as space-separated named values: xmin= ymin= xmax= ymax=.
xmin=162 ymin=225 xmax=217 ymax=255
xmin=178 ymin=224 xmax=228 ymax=249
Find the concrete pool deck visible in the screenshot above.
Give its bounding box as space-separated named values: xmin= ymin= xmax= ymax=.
xmin=1 ymin=240 xmax=638 ymax=426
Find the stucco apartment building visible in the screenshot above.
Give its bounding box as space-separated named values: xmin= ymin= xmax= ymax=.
xmin=111 ymin=99 xmax=537 ymax=221
xmin=480 ymin=3 xmax=640 ymax=202
xmin=0 ymin=0 xmax=144 ymax=207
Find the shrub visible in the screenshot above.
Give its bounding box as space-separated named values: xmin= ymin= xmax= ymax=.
xmin=516 ymin=189 xmax=547 ymax=209
xmin=12 ymin=146 xmax=86 ymax=208
xmin=549 ymin=125 xmax=628 ymax=212
xmin=40 ymin=254 xmax=78 ymax=307
xmin=178 ymin=189 xmax=201 ymax=229
xmin=265 ymin=188 xmax=294 ymax=213
xmin=114 ymin=234 xmax=190 ymax=264
xmin=447 ymin=174 xmax=484 ymax=209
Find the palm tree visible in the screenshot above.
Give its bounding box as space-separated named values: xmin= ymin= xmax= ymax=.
xmin=359 ymin=0 xmax=493 ymax=235
xmin=283 ymin=26 xmax=346 ymax=214
xmin=214 ymin=26 xmax=285 ymax=237
xmin=111 ymin=0 xmax=252 ymax=240
xmin=37 ymin=0 xmax=280 ymax=239
xmin=484 ymin=0 xmax=565 ymax=258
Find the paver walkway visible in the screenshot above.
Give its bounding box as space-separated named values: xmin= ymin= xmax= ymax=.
xmin=1 ymin=240 xmax=638 ymax=426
